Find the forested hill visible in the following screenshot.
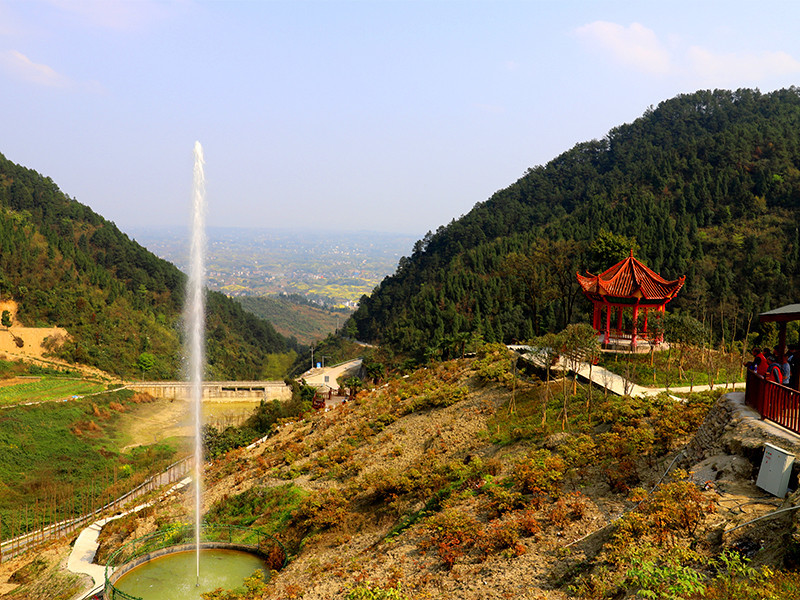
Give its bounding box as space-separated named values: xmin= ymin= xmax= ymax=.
xmin=348 ymin=88 xmax=800 ymax=359
xmin=0 ymin=152 xmax=292 ymax=379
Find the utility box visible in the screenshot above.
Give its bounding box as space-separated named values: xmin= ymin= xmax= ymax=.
xmin=756 ymin=442 xmax=795 ymax=498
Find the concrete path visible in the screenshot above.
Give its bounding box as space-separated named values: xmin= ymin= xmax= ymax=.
xmin=68 ymin=477 xmax=192 ymax=600
xmin=509 ymin=345 xmax=739 ymax=398
xmin=301 ymin=358 xmax=362 ymax=388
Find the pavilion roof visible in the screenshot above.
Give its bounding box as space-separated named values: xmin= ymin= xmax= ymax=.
xmin=577 ymin=252 xmax=685 ymax=301
xmin=759 ymin=303 xmax=800 ymax=323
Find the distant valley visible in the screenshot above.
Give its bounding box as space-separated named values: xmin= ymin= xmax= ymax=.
xmin=127 ymin=226 xmax=418 ymax=308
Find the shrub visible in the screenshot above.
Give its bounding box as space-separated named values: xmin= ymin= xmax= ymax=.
xmin=474 ymin=343 xmax=514 ymax=383
xmin=292 ymin=488 xmax=349 ymax=531
xmin=510 ymin=449 xmax=565 ymax=506
xmin=546 ymin=492 xmax=587 ymax=529
xmin=513 ymin=509 xmax=541 ymax=538
xmin=202 ymin=424 xmax=257 ymax=459
xmin=703 ymin=550 xmax=800 ymax=600
xmin=346 ymin=583 xmax=410 ymax=600
xmin=399 ymin=383 xmax=468 ymax=414
xmin=366 ymin=467 xmax=417 ymax=504
xmin=478 ymin=519 xmax=525 ymax=558
xmin=482 ymin=484 xmax=525 ymax=518
xmin=612 ymin=480 xmax=714 ymax=551
xmin=421 ymin=508 xmax=481 ymax=569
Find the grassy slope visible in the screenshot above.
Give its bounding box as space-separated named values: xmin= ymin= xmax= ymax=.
xmin=85 ymin=347 xmax=800 ymax=600
xmin=237 ymin=295 xmax=345 ymax=345
xmin=0 ymin=388 xmax=182 ymax=533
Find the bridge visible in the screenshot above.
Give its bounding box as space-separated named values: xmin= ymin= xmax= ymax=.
xmin=126 ymin=380 xmax=292 ymax=402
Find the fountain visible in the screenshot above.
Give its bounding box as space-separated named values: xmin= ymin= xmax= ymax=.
xmin=188 ymin=140 xmax=206 ymax=587
xmin=102 ymin=144 xmax=286 ymax=599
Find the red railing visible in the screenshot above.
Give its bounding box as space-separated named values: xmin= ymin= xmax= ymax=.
xmin=745 ymin=369 xmax=800 ymax=434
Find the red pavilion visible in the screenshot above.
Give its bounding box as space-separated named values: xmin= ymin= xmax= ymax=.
xmin=577 ymin=252 xmax=685 ymax=348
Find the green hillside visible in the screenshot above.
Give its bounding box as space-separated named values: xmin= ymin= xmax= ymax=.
xmin=0 ymin=152 xmax=291 ymax=380
xmin=348 ymin=88 xmax=800 ymax=359
xmin=237 ymin=294 xmax=348 ymax=346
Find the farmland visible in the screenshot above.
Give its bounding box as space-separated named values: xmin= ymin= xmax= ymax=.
xmin=0 ymin=378 xmax=107 ymax=407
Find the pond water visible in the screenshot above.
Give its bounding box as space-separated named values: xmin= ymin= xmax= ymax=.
xmin=113 ymin=549 xmax=267 ymax=600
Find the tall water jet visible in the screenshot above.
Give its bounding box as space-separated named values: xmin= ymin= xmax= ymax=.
xmin=103 ymin=143 xmax=285 ymax=599
xmin=187 ymin=141 xmax=206 ymax=587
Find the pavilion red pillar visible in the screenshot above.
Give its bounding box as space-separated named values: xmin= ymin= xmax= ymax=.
xmin=643 ymin=308 xmax=649 ymax=337
xmin=632 ymin=304 xmax=639 ymax=348
xmin=592 ymin=303 xmax=601 ymax=332
xmin=779 ymin=322 xmax=787 ymax=360
xmin=616 ymin=307 xmax=623 ymax=333
xmin=604 ymin=303 xmax=611 ymax=345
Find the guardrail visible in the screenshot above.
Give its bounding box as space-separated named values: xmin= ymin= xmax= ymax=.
xmin=745 ymin=368 xmax=800 ymax=434
xmin=104 ymin=523 xmax=287 ymax=600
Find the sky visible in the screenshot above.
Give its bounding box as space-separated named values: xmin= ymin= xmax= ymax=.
xmin=2 ymin=1 xmax=800 ymax=238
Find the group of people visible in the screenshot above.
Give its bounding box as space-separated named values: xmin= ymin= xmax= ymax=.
xmin=746 ymin=345 xmax=799 ymax=388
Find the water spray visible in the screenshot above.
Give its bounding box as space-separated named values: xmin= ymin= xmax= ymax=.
xmin=188 ymin=141 xmax=207 ymax=587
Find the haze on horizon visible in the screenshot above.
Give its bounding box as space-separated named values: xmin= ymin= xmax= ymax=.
xmin=1 ymin=0 xmax=800 ymax=238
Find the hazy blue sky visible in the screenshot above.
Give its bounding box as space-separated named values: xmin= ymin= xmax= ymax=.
xmin=2 ymin=1 xmax=800 ymax=236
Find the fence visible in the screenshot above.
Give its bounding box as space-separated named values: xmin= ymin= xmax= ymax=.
xmin=0 ymin=457 xmax=192 ymax=562
xmin=745 ymin=368 xmax=800 ymax=435
xmin=104 ymin=523 xmax=287 ymax=600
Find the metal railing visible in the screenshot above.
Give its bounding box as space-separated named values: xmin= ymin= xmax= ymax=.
xmin=0 ymin=457 xmax=192 ymax=562
xmin=104 ymin=523 xmax=287 ymax=600
xmin=745 ymin=369 xmax=800 ymax=435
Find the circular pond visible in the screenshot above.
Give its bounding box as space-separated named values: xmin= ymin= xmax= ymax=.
xmin=113 ymin=548 xmax=267 ymax=600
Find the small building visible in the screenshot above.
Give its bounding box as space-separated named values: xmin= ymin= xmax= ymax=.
xmin=577 ymin=252 xmax=685 ymax=349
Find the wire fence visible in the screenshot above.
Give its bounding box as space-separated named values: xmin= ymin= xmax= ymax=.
xmin=0 ymin=457 xmax=192 ymax=562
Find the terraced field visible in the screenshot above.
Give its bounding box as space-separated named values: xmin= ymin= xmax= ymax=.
xmin=0 ymin=378 xmax=107 ymax=406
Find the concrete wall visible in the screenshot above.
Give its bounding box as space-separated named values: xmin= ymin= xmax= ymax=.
xmin=127 ymin=381 xmax=292 ymax=402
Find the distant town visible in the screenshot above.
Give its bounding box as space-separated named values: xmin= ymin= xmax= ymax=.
xmin=127 ymin=226 xmax=419 ymax=307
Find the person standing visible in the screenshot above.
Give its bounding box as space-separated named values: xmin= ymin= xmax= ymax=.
xmin=746 ymin=347 xmax=768 ymax=376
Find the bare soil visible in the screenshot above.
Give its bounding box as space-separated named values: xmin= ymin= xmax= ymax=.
xmin=0 ymin=300 xmax=109 ymax=380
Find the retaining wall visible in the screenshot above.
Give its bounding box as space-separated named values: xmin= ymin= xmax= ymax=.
xmin=685 ymin=391 xmax=800 ymax=466
xmin=127 ymin=381 xmax=292 ymax=402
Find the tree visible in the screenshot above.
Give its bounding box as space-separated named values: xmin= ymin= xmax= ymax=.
xmin=587 ymin=229 xmax=640 ymax=273
xmin=530 ymin=331 xmax=564 ymax=427
xmin=136 ymin=352 xmax=156 ymax=379
xmin=1 ymin=310 xmax=11 ymax=329
xmin=664 ymin=312 xmax=707 ymax=384
xmin=558 ymin=323 xmax=601 ymax=428
xmin=342 ymin=376 xmax=363 ymax=399
xmin=532 ymin=238 xmax=585 ymax=329
xmin=501 ymin=252 xmax=551 ymax=336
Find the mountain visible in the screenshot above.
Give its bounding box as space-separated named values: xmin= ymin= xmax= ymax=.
xmin=0 ymin=152 xmax=291 ymax=380
xmin=348 ymin=88 xmax=800 ymax=359
xmin=236 ymin=294 xmax=348 ymax=346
